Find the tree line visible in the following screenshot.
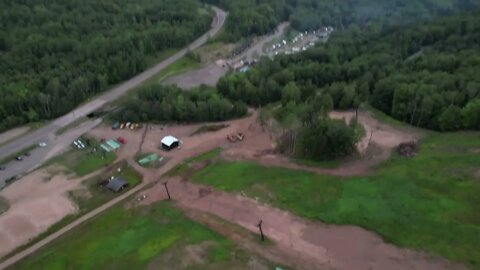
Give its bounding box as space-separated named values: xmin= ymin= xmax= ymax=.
xmin=201 ymin=0 xmax=478 ymax=39
xmin=217 ymin=11 xmax=480 ymax=131
xmin=0 ymin=0 xmax=212 ymax=132
xmin=114 ymin=84 xmax=247 ymax=123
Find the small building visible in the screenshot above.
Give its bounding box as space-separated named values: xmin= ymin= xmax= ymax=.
xmin=106 ymin=178 xmax=129 ymax=193
xmin=161 ymin=135 xmax=180 ymax=151
xmin=239 ymin=66 xmax=250 ymax=73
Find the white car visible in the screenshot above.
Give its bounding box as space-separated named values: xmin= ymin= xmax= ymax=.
xmin=39 ymin=142 xmax=47 ymax=147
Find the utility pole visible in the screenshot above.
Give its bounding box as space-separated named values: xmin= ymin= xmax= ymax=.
xmin=257 ymin=220 xmax=265 ymax=241
xmin=163 ymin=182 xmax=171 ymax=200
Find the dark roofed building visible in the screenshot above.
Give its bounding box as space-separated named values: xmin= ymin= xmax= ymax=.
xmin=106 ymin=177 xmax=129 ymax=192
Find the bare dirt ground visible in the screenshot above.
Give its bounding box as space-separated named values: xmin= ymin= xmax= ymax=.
xmin=101 ymin=110 xmax=456 ymax=270
xmin=0 ymin=110 xmax=427 ymax=268
xmin=140 ymin=178 xmax=462 ymax=270
xmin=91 ymin=109 xmax=422 ymax=180
xmin=0 ymin=166 xmax=85 ymax=257
xmin=0 ymin=127 xmax=30 ymax=146
xmin=163 ymin=64 xmax=228 ymax=89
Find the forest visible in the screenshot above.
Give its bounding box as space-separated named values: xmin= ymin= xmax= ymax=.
xmin=201 ymin=0 xmax=479 ymax=39
xmin=0 ymin=0 xmax=212 ymax=132
xmin=114 ymin=85 xmax=247 ymax=123
xmin=217 ymin=11 xmax=480 ymax=132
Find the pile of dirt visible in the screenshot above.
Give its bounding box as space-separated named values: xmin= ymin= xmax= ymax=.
xmin=397 ymin=142 xmax=418 ymax=158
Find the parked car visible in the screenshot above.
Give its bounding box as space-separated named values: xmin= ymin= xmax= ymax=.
xmin=24 ymin=152 xmax=31 ymax=157
xmin=0 ymin=165 xmax=6 ymax=171
xmin=112 ymin=122 xmax=120 ymax=130
xmin=39 ymin=142 xmax=47 ymax=147
xmin=15 ymin=156 xmax=23 ymax=161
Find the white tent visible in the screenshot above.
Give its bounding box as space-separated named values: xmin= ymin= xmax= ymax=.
xmin=161 ymin=135 xmax=180 ymax=150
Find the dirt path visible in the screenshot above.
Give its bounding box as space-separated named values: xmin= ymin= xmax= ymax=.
xmin=141 ymin=178 xmax=463 ymax=270
xmin=0 ymin=110 xmax=426 ymax=269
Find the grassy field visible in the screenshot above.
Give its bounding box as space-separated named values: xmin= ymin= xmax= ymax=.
xmin=11 ymin=203 xmax=280 ymax=270
xmin=51 ymin=146 xmax=116 ymax=176
xmin=1 ymin=162 xmax=142 ymax=263
xmin=191 ymin=132 xmax=480 ymax=268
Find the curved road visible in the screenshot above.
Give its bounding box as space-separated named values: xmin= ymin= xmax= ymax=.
xmin=0 ymin=7 xmax=227 ymax=269
xmin=0 ymin=7 xmax=227 ymax=188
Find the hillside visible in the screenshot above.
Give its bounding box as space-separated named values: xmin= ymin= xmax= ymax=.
xmin=218 ymin=10 xmax=480 ymax=131
xmin=202 ymin=0 xmax=479 ymax=39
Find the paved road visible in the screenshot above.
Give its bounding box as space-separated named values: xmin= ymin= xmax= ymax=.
xmin=0 ymin=7 xmax=227 ymax=188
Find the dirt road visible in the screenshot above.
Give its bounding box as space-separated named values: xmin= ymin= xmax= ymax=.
xmin=142 ymin=178 xmax=463 ymax=270
xmin=0 ymin=6 xmax=227 ymax=185
xmin=0 ymin=111 xmax=426 ymax=269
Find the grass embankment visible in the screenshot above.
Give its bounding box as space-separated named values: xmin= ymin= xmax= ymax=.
xmin=55 ymin=117 xmax=88 ymax=135
xmin=146 ymin=56 xmax=201 ymax=85
xmin=168 ymin=148 xmax=222 ymax=176
xmin=0 ymin=196 xmax=9 ymax=215
xmin=11 ymin=203 xmax=279 ymax=270
xmin=191 ymin=132 xmax=480 ymax=268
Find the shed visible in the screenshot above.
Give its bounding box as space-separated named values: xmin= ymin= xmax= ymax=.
xmin=106 ymin=139 xmax=121 ymax=150
xmin=106 ymin=178 xmax=129 ymax=193
xmin=161 ymin=135 xmax=180 ymax=151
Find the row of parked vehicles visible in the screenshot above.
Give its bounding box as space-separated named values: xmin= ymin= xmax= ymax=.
xmin=112 ymin=122 xmax=141 ymax=130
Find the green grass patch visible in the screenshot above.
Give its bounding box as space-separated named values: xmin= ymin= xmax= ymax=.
xmin=52 ymin=142 xmax=116 ymax=176
xmin=191 ymin=132 xmax=480 ymax=268
xmin=71 ymin=161 xmax=142 ymax=212
xmin=362 ymin=104 xmax=419 ymax=129
xmin=0 ymin=144 xmax=37 ymax=165
xmin=10 ymin=203 xmax=279 ymax=270
xmin=191 ymin=124 xmax=229 ymax=136
xmin=168 ymin=148 xmax=222 ymax=176
xmin=143 ymin=56 xmax=200 ymax=87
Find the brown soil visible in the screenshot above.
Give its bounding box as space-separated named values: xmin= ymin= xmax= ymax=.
xmin=0 ymin=166 xmax=83 ymax=257
xmin=141 ymin=177 xmax=462 ymax=270
xmin=1 ymin=110 xmax=431 ymax=268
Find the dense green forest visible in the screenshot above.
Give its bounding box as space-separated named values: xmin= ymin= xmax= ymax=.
xmin=202 ymin=0 xmax=479 ymax=39
xmin=0 ymin=0 xmax=212 ymax=132
xmin=115 ymin=85 xmax=247 ymax=123
xmin=218 ymin=11 xmax=480 ymax=132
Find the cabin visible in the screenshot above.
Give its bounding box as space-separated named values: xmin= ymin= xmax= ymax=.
xmin=106 ymin=178 xmax=129 ymax=193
